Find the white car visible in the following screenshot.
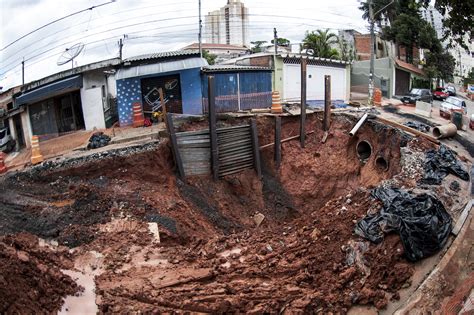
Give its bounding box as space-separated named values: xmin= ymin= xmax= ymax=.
xmin=0 ymin=127 xmax=15 ymax=153
xmin=439 ymin=96 xmax=467 ymax=119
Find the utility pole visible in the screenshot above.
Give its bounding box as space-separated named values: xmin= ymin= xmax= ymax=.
xmin=118 ymin=38 xmax=123 ymax=61
xmin=273 ymin=27 xmax=278 ymax=56
xmin=368 ymin=0 xmax=375 ymax=106
xmin=21 ymin=58 xmax=25 ymax=86
xmin=199 ymin=0 xmax=203 ymax=58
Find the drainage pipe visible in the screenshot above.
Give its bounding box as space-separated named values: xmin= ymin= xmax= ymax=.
xmin=349 ymin=113 xmax=369 ymax=137
xmin=433 ymin=123 xmax=457 ymax=139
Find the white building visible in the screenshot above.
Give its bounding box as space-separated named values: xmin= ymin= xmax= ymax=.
xmin=420 ymin=5 xmax=474 ymax=84
xmin=204 ymin=0 xmax=249 ymax=47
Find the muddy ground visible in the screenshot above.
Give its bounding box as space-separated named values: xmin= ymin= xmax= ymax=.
xmin=0 ymin=113 xmax=470 ymax=313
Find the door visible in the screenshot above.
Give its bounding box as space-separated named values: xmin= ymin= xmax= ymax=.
xmin=141 ymin=75 xmax=182 ymax=114
xmin=395 ymin=69 xmax=410 ymax=95
xmin=13 ymin=114 xmax=25 ymax=148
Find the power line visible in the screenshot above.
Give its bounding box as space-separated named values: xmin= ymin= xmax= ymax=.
xmin=1 ymin=0 xmax=116 ymax=51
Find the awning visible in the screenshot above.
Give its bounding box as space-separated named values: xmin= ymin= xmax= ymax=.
xmin=16 ymin=75 xmax=83 ymax=105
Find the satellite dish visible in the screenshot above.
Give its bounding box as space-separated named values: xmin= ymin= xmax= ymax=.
xmin=57 ymin=43 xmax=84 ymax=68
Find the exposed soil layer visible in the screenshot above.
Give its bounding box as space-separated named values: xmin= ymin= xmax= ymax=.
xmin=0 ymin=233 xmax=79 ymax=313
xmin=0 ymin=114 xmax=467 ymax=313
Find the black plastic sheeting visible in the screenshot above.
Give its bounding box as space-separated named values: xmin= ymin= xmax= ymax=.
xmin=87 ymin=132 xmax=111 ymax=150
xmin=355 ymin=187 xmax=452 ymax=262
xmin=421 ymin=145 xmax=470 ymax=185
xmin=404 ymin=121 xmax=430 ymax=132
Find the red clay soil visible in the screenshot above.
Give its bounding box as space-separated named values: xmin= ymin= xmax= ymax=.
xmin=0 ymin=233 xmax=79 ymax=313
xmin=0 ymin=114 xmax=426 ymax=313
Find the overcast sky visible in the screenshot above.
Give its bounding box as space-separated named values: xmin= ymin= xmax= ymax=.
xmin=0 ymin=0 xmax=368 ymax=90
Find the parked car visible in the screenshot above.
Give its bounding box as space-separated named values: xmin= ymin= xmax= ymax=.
xmin=439 ymin=96 xmax=467 ymax=119
xmin=0 ymin=127 xmax=15 ymax=153
xmin=400 ymin=88 xmax=432 ymax=105
xmin=446 ymin=85 xmax=456 ymax=96
xmin=433 ymin=87 xmax=449 ymax=100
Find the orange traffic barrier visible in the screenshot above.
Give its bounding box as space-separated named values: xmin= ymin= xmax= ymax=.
xmin=132 ymin=102 xmax=145 ymax=127
xmin=374 ymin=88 xmax=382 ymax=106
xmin=31 ymin=135 xmax=44 ymax=165
xmin=271 ymin=91 xmax=283 ymax=114
xmin=0 ymin=152 xmax=7 ymax=174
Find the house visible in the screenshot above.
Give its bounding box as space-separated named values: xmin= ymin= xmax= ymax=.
xmin=222 ymin=52 xmax=351 ymax=106
xmin=8 ymin=58 xmax=120 ymax=144
xmin=182 ymin=43 xmax=249 ymax=63
xmin=351 ymin=57 xmax=426 ymax=98
xmin=115 ymin=51 xmax=208 ymax=125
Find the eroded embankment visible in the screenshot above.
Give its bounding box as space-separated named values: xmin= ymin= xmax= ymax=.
xmin=0 ymin=113 xmax=466 ymax=313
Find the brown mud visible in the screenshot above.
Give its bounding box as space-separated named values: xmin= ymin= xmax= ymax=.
xmin=0 ymin=114 xmax=465 ymax=313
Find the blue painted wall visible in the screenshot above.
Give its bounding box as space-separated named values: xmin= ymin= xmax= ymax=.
xmin=116 ymin=67 xmax=203 ymax=126
xmin=201 ymin=71 xmax=272 ymax=113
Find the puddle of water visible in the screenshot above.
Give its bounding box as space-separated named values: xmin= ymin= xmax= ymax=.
xmin=59 ymin=270 xmax=98 ymax=315
xmin=60 ymin=251 xmax=103 ymax=315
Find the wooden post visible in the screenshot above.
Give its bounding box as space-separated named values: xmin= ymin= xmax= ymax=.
xmin=166 ymin=113 xmax=185 ymax=179
xmin=159 ymin=88 xmax=168 ymax=129
xmin=250 ymin=119 xmax=262 ymax=178
xmin=208 ymin=76 xmax=219 ymax=180
xmin=274 ymin=116 xmax=281 ymax=168
xmin=300 ymin=57 xmax=307 ymax=148
xmin=323 ymin=75 xmax=331 ymax=131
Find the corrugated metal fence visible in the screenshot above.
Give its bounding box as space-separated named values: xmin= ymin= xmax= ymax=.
xmin=174 ymin=124 xmax=255 ymax=177
xmin=202 ymin=71 xmax=272 ymax=113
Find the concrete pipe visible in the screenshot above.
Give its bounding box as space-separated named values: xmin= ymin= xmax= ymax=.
xmin=375 ymin=156 xmax=389 ymax=172
xmin=432 ymin=123 xmax=457 ymax=139
xmin=356 ymin=140 xmax=372 ymax=161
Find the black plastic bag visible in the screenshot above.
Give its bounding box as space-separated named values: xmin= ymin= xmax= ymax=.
xmin=87 ymin=132 xmax=111 ymax=150
xmin=421 ymin=145 xmax=469 ymax=185
xmin=404 ymin=121 xmax=430 ymax=132
xmin=355 ymin=187 xmax=452 ymax=261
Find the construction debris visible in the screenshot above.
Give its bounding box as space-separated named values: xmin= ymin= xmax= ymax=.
xmin=87 ymin=132 xmax=111 ymax=150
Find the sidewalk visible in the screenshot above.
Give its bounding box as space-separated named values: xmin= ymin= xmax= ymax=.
xmin=4 ymin=123 xmax=166 ymax=173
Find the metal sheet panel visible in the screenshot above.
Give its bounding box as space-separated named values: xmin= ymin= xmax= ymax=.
xmin=16 ymin=75 xmax=83 ymax=105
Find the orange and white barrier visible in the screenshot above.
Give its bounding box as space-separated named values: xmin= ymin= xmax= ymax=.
xmin=374 ymin=88 xmax=382 ymax=106
xmin=31 ymin=136 xmax=44 ymax=165
xmin=0 ymin=152 xmax=7 ymax=174
xmin=132 ymin=102 xmax=145 ymax=128
xmin=271 ymin=91 xmax=283 ymax=114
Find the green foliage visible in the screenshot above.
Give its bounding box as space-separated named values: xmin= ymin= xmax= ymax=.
xmin=250 ymin=41 xmax=267 ymax=53
xmin=425 ymin=49 xmax=455 ymax=81
xmin=338 ymin=38 xmax=356 ymax=62
xmin=202 ymin=50 xmax=217 ymax=65
xmin=462 ymin=68 xmax=474 ymax=87
xmin=302 ymin=29 xmax=340 ymax=59
xmin=421 ymin=0 xmax=474 ymax=49
xmin=271 ymin=38 xmax=290 ymax=47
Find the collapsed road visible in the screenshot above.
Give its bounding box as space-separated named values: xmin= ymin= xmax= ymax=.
xmin=0 ymin=113 xmax=472 ymax=314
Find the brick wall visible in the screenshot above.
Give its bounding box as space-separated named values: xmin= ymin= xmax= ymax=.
xmin=249 ymin=56 xmax=272 ymax=67
xmin=354 ymin=34 xmax=371 ymax=60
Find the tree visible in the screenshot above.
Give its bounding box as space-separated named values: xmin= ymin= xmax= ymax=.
xmin=250 ymin=41 xmax=267 ymax=53
xmin=271 ymin=38 xmax=290 ymax=47
xmin=302 ymin=29 xmax=340 ymax=59
xmin=420 ymin=0 xmax=474 ymax=49
xmin=202 ymin=50 xmax=217 ymax=65
xmin=338 ymin=38 xmax=356 ymax=62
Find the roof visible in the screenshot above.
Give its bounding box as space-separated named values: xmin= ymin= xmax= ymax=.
xmin=23 ymin=57 xmax=121 ymax=92
xmin=182 ymin=43 xmax=248 ymax=50
xmin=116 ymin=57 xmax=208 ymax=80
xmin=279 ymin=53 xmax=351 ymax=65
xmin=202 ymin=65 xmax=272 ymax=72
xmin=395 ymin=59 xmax=425 ymax=77
xmin=124 ymin=50 xmax=200 ymax=62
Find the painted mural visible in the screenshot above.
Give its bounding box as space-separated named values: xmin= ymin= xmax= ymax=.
xmin=117 ymin=79 xmax=142 ymax=126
